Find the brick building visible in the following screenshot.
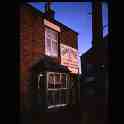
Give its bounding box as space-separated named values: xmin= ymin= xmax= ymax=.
xmin=20 ymin=3 xmax=79 ymax=112
xmin=80 ymin=1 xmax=109 ymax=124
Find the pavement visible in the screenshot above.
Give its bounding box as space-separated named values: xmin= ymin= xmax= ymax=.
xmin=20 ymin=97 xmax=109 ymax=124
xmin=20 ymin=104 xmax=82 ymax=124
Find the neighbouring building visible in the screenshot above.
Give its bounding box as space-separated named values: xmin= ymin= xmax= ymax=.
xmin=80 ymin=35 xmax=109 ymax=96
xmin=20 ymin=3 xmax=80 ymax=113
xmin=80 ymin=1 xmax=109 ymax=124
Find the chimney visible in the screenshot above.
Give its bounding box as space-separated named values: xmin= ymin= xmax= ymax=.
xmin=44 ymin=1 xmax=55 ymax=20
xmin=92 ymin=0 xmax=103 ymax=47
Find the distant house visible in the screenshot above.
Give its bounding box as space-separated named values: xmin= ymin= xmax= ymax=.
xmin=80 ymin=35 xmax=109 ymax=95
xmin=20 ymin=3 xmax=80 ymax=112
xmin=80 ymin=0 xmax=109 ymax=96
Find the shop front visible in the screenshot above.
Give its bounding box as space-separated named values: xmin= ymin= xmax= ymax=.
xmin=30 ymin=56 xmax=76 ymax=112
xmin=47 ymin=72 xmax=70 ymax=109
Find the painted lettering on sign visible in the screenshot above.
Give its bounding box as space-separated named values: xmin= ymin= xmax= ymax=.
xmin=60 ymin=44 xmax=79 ymax=74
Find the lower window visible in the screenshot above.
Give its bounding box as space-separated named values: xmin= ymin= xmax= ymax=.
xmin=47 ymin=72 xmax=69 ymax=109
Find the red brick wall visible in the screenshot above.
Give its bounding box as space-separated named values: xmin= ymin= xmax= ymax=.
xmin=31 ymin=13 xmax=45 ymax=65
xmin=20 ymin=4 xmax=45 ymax=111
xmin=60 ymin=26 xmax=78 ymax=49
xmin=20 ymin=5 xmax=33 ymax=97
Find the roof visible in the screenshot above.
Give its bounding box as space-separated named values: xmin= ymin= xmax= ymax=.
xmin=31 ymin=56 xmax=70 ymax=73
xmin=21 ymin=3 xmax=44 ymax=17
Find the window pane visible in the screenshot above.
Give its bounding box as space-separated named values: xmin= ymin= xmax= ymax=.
xmin=55 ymin=91 xmax=60 ymax=105
xmin=46 ymin=38 xmax=51 ymax=55
xmin=61 ymin=74 xmax=66 ymax=88
xmin=51 ymin=31 xmax=58 ymax=40
xmin=61 ymin=90 xmax=66 ymax=104
xmin=46 ymin=28 xmax=58 ymax=40
xmin=50 ymin=30 xmax=55 ymax=39
xmin=55 ymin=74 xmax=61 ymax=88
xmin=48 ymin=73 xmax=54 ymax=88
xmin=45 ymin=27 xmax=58 ymax=57
xmin=46 ymin=28 xmax=51 ymax=36
xmin=48 ymin=91 xmax=54 ymax=106
xmin=52 ymin=40 xmax=58 ymax=56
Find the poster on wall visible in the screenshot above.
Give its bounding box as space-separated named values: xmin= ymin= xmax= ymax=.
xmin=60 ymin=44 xmax=79 ymax=74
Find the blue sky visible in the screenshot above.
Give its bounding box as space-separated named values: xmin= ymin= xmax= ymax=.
xmin=28 ymin=2 xmax=108 ymax=73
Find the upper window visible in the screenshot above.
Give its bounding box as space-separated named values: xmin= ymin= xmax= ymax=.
xmin=45 ymin=27 xmax=58 ymax=57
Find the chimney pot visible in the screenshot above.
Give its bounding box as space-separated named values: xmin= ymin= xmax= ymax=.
xmin=44 ymin=1 xmax=55 ymax=19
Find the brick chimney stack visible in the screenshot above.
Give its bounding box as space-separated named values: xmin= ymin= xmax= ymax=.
xmin=92 ymin=0 xmax=103 ymax=47
xmin=44 ymin=0 xmax=55 ymax=20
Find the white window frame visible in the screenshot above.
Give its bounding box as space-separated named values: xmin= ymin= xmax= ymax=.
xmin=47 ymin=72 xmax=69 ymax=109
xmin=47 ymin=72 xmax=69 ymax=90
xmin=45 ymin=27 xmax=58 ymax=57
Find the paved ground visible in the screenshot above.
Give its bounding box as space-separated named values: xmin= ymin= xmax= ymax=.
xmin=47 ymin=105 xmax=82 ymax=124
xmin=20 ymin=105 xmax=82 ymax=124
xmin=20 ymin=97 xmax=109 ymax=124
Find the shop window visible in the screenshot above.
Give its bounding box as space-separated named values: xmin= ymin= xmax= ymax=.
xmin=47 ymin=72 xmax=69 ymax=109
xmin=48 ymin=90 xmax=55 ymax=106
xmin=47 ymin=72 xmax=68 ymax=89
xmin=55 ymin=73 xmax=61 ymax=88
xmin=61 ymin=74 xmax=67 ymax=88
xmin=48 ymin=73 xmax=54 ymax=88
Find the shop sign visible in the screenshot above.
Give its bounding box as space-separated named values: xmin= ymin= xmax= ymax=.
xmin=60 ymin=44 xmax=79 ymax=74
